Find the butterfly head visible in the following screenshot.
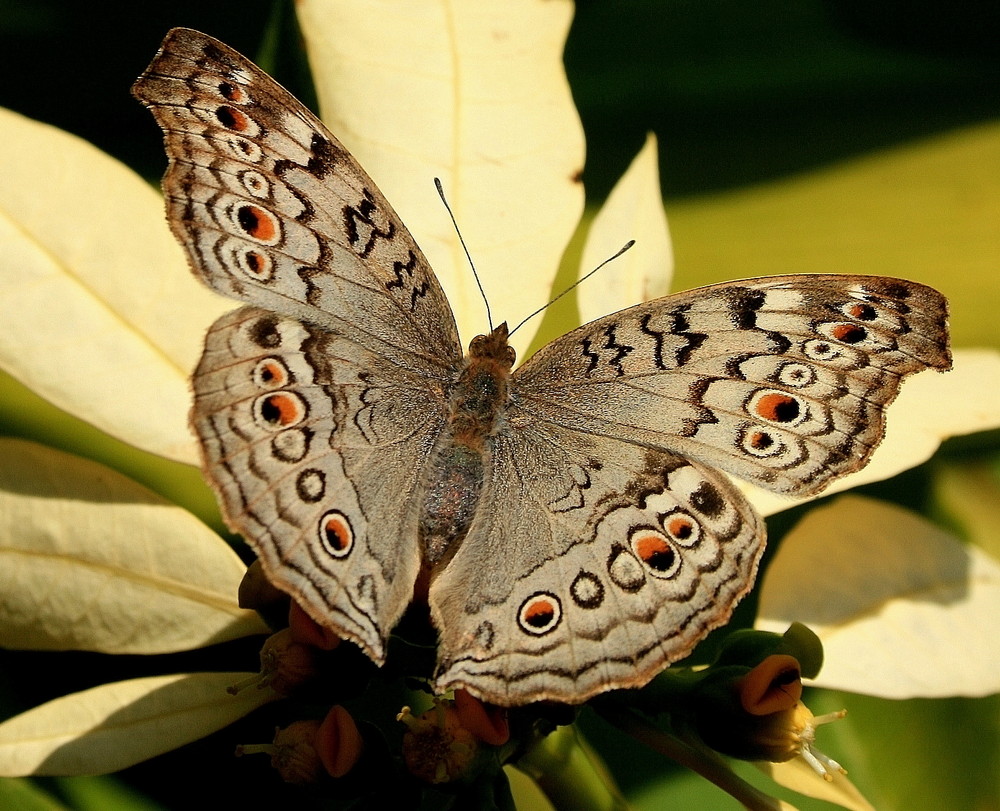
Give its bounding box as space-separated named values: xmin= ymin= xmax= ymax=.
xmin=468 ymin=323 xmax=516 ymax=370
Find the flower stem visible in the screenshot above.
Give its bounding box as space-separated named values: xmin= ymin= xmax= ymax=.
xmin=601 ymin=708 xmax=784 ymax=811
xmin=515 ymin=723 xmax=631 ymax=811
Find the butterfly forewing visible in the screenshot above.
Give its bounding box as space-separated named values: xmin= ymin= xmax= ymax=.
xmin=513 ymin=275 xmax=951 ymax=497
xmin=132 ymin=27 xmax=462 ymax=368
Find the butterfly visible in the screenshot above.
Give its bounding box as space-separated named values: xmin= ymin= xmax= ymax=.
xmin=133 ymin=28 xmax=951 ymax=707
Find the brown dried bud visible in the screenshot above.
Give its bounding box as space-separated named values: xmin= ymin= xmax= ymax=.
xmin=398 ymin=701 xmax=478 ymax=784
xmin=238 ymin=559 xmax=285 ymax=610
xmin=236 ymin=720 xmax=323 ymax=785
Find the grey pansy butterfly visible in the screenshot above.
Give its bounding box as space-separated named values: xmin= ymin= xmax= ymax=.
xmin=133 ymin=28 xmax=951 ymax=707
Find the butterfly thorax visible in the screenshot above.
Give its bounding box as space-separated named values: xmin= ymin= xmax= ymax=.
xmin=451 ymin=323 xmax=516 ymax=444
xmin=419 ymin=324 xmax=515 ymax=565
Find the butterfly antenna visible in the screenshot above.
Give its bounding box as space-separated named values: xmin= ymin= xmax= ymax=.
xmin=435 ymin=178 xmax=493 ymax=331
xmin=509 ymin=240 xmax=635 ymax=336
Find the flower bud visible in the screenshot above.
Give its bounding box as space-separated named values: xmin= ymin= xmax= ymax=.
xmin=453 ymin=689 xmax=510 ymax=746
xmin=288 ymin=600 xmax=342 ymax=651
xmin=694 ymin=654 xmax=847 ymax=778
xmin=316 ymin=705 xmax=365 ymax=778
xmin=228 ymin=627 xmax=320 ymax=696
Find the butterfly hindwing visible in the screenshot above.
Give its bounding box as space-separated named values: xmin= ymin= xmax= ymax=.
xmin=431 ymin=423 xmax=764 ymax=705
xmin=193 ymin=306 xmax=447 ymax=662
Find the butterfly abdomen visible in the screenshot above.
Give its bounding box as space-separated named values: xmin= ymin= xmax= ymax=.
xmin=420 ymin=443 xmax=484 ymax=564
xmin=419 ymin=326 xmax=516 ymax=564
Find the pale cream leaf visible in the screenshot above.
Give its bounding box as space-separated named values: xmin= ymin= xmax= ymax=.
xmin=0 ymin=673 xmax=275 ymax=776
xmin=756 ymin=759 xmax=875 ymax=811
xmin=0 ymin=108 xmax=230 ymax=463
xmin=757 ymin=495 xmax=1000 ymax=698
xmin=578 ymin=132 xmax=673 ymax=322
xmin=0 ymin=439 xmax=268 ymax=654
xmin=298 ymin=0 xmax=585 ymax=355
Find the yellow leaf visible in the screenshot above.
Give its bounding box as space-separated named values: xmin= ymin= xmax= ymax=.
xmin=0 ymin=439 xmax=268 ymax=653
xmin=757 ymin=495 xmax=1000 ymax=698
xmin=0 ymin=673 xmax=276 ymax=776
xmin=0 ymin=108 xmax=230 ymax=464
xmin=577 ymin=133 xmax=673 ymax=322
xmin=298 ymin=0 xmax=585 ymax=356
xmin=740 ymin=348 xmax=1000 ymax=517
xmin=669 ymin=122 xmax=1000 ymax=350
xmin=756 ymin=759 xmax=875 ymax=811
xmin=933 ymin=461 xmax=1000 ymax=562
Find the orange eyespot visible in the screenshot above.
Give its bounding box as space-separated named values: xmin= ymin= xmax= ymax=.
xmin=845 ymin=302 xmax=877 ymax=320
xmin=217 ymin=81 xmax=247 ymax=103
xmin=253 ymin=358 xmax=289 ymax=388
xmin=666 ymin=515 xmax=694 ymax=540
xmin=753 ymin=392 xmax=801 ymax=423
xmin=632 ymin=532 xmax=677 ymax=575
xmin=256 ymin=392 xmax=305 ymax=429
xmin=830 ymin=323 xmax=867 ymax=344
xmin=236 ymin=204 xmax=279 ymax=242
xmin=518 ymin=593 xmax=561 ymax=635
xmin=319 ymin=511 xmax=353 ymax=558
xmin=215 ymin=105 xmax=249 ymax=131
